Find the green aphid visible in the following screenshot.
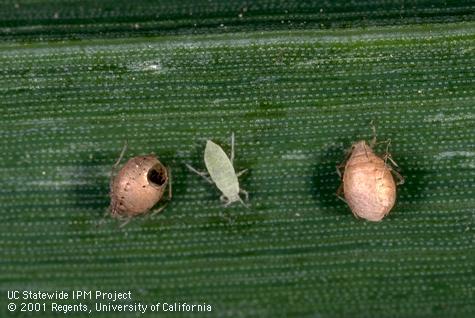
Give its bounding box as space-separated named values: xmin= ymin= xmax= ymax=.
xmin=186 ymin=133 xmax=248 ymax=207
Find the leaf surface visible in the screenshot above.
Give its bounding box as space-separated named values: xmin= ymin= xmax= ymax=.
xmin=0 ymin=1 xmax=474 ymax=317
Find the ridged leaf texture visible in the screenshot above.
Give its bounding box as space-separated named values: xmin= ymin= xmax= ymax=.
xmin=0 ymin=1 xmax=474 ymax=317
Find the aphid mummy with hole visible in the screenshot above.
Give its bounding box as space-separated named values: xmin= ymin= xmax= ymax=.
xmin=186 ymin=133 xmax=248 ymax=207
xmin=110 ymin=154 xmax=170 ymax=219
xmin=338 ymin=140 xmax=402 ymax=221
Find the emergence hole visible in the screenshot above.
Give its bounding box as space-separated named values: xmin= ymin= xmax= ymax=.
xmin=147 ymin=165 xmax=166 ymax=187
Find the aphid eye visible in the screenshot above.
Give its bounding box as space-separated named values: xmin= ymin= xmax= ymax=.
xmin=147 ymin=164 xmax=167 ymax=187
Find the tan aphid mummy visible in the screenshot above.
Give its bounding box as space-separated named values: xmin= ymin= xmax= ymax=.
xmin=110 ymin=154 xmax=169 ymax=219
xmin=341 ymin=141 xmax=397 ymax=221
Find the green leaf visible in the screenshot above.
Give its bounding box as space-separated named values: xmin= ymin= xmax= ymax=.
xmin=0 ymin=1 xmax=473 ymax=317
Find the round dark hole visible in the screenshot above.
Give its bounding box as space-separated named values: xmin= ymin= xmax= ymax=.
xmin=147 ymin=165 xmax=166 ymax=186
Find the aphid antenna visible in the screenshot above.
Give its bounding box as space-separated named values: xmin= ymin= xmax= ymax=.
xmin=368 ymin=121 xmax=392 ymax=154
xmin=113 ymin=140 xmax=128 ymax=168
xmin=230 ymin=132 xmax=235 ymax=163
xmin=369 ymin=120 xmax=377 ymax=147
xmin=110 ymin=140 xmax=128 ymax=188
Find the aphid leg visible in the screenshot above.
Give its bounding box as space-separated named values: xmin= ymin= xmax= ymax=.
xmin=382 ymin=152 xmax=404 ymax=185
xmin=336 ymin=184 xmax=347 ymax=204
xmin=391 ymin=169 xmax=405 ymax=185
xmin=350 ymin=210 xmax=360 ymax=219
xmin=239 ymin=188 xmax=249 ymax=201
xmin=336 ymin=164 xmax=345 ymax=179
xmin=383 ymin=151 xmax=399 ymax=168
xmin=119 ymin=217 xmax=132 ymax=228
xmin=236 ymin=169 xmax=248 ymax=177
xmin=150 ymin=203 xmax=168 ymax=216
xmin=230 ymin=132 xmax=235 ymax=163
xmin=237 ymin=196 xmax=249 ymax=208
xmin=186 ymin=164 xmax=213 ymax=184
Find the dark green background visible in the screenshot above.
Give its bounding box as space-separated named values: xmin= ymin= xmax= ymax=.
xmin=0 ymin=1 xmax=473 ymax=317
